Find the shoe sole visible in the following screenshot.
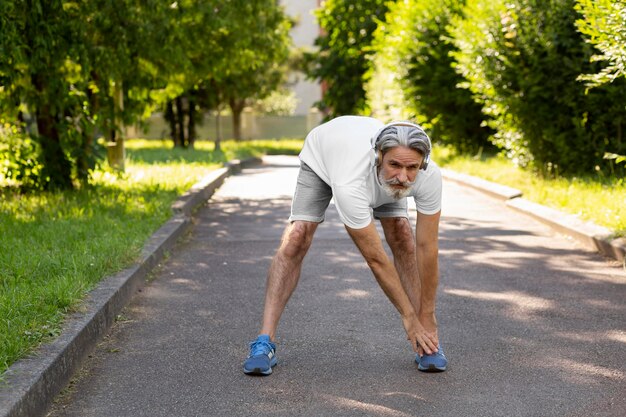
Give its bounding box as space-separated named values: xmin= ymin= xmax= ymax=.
xmin=418 ymin=363 xmax=447 ymax=372
xmin=243 ymin=367 xmax=273 ymax=376
xmin=243 ymin=357 xmax=278 ymax=376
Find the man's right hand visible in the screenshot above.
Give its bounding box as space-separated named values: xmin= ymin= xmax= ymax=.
xmin=402 ymin=314 xmax=439 ymax=354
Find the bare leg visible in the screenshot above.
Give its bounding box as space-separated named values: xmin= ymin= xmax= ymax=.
xmin=260 ymin=221 xmax=318 ymax=340
xmin=380 ymin=217 xmax=438 ymax=351
xmin=380 ymin=217 xmax=421 ymax=314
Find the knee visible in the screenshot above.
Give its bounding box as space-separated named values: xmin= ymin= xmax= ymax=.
xmin=280 ymin=222 xmax=315 ymax=259
xmin=385 ymin=219 xmax=415 ymax=252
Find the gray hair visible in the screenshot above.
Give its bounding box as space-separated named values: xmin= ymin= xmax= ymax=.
xmin=375 ymin=124 xmax=431 ymax=158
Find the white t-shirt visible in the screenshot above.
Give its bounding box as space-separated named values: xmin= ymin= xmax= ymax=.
xmin=299 ymin=115 xmax=442 ymax=229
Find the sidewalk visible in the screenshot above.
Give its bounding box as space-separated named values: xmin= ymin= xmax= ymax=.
xmin=44 ymin=156 xmax=625 ymax=417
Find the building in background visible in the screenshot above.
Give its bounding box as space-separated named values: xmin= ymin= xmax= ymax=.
xmin=281 ymin=0 xmax=322 ymax=116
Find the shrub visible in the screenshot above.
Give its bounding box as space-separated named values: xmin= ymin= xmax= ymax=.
xmin=368 ymin=0 xmax=493 ymax=153
xmin=0 ymin=122 xmax=44 ymax=190
xmin=450 ymin=0 xmax=626 ymax=175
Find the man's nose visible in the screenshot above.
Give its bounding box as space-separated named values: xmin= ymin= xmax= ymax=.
xmin=397 ymin=169 xmax=408 ymax=183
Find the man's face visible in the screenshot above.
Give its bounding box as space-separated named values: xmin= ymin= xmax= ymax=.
xmin=378 ymin=146 xmax=423 ymax=200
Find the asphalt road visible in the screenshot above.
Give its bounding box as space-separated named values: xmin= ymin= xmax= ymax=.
xmin=48 ymin=156 xmax=626 ymax=417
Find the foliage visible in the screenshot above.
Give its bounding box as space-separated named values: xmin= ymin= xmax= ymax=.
xmin=0 ymin=122 xmax=43 ymax=190
xmin=0 ymin=0 xmax=291 ymax=186
xmin=575 ymin=0 xmax=626 ymax=87
xmin=304 ymin=0 xmax=392 ymax=117
xmin=367 ymin=0 xmax=493 ymax=153
xmin=253 ymin=89 xmax=298 ymax=116
xmin=450 ymin=0 xmax=626 ymax=176
xmin=0 ymin=0 xmax=177 ymax=189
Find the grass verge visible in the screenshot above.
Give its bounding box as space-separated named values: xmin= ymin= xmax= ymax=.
xmin=433 ymin=146 xmax=626 ymax=238
xmin=0 ymin=139 xmax=302 ymax=376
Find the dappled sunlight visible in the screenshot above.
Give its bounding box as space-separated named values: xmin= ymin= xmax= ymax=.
xmin=445 ymin=288 xmax=553 ymax=313
xmin=607 ymin=330 xmax=626 ymax=344
xmin=337 ymin=288 xmax=371 ymax=299
xmin=554 ymin=330 xmax=626 ymax=346
xmin=538 ymin=357 xmax=625 ymax=384
xmin=320 ymin=394 xmax=416 ymax=417
xmin=170 ymin=278 xmax=203 ymax=291
xmin=543 ymin=265 xmax=626 ymax=285
xmin=461 ymin=251 xmax=540 ymax=269
xmin=381 ymin=392 xmax=427 ymax=402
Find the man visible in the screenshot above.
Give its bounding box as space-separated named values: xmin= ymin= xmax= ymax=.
xmin=243 ymin=115 xmax=447 ymax=375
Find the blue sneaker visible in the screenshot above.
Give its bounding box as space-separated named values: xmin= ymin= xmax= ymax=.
xmin=243 ymin=334 xmax=277 ymax=375
xmin=416 ymin=346 xmax=448 ymax=372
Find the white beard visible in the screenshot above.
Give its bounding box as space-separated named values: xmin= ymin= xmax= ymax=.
xmin=378 ymin=171 xmax=415 ymax=200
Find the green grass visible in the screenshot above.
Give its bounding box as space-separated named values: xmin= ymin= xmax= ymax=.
xmin=0 ymin=139 xmax=303 ymax=376
xmin=433 ymin=146 xmax=626 ymax=237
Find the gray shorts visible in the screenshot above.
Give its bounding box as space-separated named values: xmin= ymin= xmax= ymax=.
xmin=289 ymin=162 xmax=408 ymax=223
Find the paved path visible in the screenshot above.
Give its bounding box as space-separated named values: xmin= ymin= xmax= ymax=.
xmin=49 ymin=156 xmax=625 ymax=417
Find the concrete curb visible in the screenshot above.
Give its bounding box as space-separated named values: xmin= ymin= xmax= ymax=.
xmin=506 ymin=198 xmax=626 ymax=262
xmin=441 ymin=169 xmax=625 ymax=263
xmin=440 ymin=168 xmax=523 ymax=200
xmin=0 ymin=157 xmax=263 ymax=417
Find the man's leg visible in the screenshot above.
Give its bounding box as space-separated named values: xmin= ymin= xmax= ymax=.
xmin=244 ymin=220 xmax=318 ymax=375
xmin=380 ymin=217 xmax=438 ymax=343
xmin=244 ymin=161 xmax=330 ymax=375
xmin=260 ymin=220 xmax=318 ymax=340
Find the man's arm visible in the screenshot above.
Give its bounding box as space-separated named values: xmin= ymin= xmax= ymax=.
xmin=415 ymin=210 xmax=441 ymax=345
xmin=345 ymin=221 xmax=438 ymax=354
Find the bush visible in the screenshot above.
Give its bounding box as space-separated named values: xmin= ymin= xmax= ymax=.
xmin=0 ymin=123 xmax=44 ymax=190
xmin=450 ymin=0 xmax=626 ymax=176
xmin=368 ymin=0 xmax=493 ymax=153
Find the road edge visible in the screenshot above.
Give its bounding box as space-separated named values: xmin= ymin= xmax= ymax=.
xmin=441 ymin=168 xmax=625 ymax=263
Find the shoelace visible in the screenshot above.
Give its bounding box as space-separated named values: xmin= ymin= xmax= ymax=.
xmin=249 ymin=340 xmax=273 ymax=357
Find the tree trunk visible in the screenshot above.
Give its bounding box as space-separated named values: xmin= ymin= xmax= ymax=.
xmin=176 ymin=96 xmax=186 ymax=148
xmin=215 ymin=106 xmax=222 ymax=152
xmin=188 ymin=97 xmax=196 ymax=149
xmin=32 ymin=74 xmax=73 ymax=190
xmin=165 ymin=100 xmax=179 ymax=147
xmin=230 ymin=98 xmax=246 ymax=141
xmin=107 ymin=82 xmax=125 ymax=171
xmin=36 ymin=104 xmax=73 ymax=190
xmin=77 ymin=71 xmax=100 ymax=182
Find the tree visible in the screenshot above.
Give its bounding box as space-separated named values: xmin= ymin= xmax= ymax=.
xmin=0 ymin=0 xmax=178 ymax=188
xmin=221 ymin=0 xmax=291 ymax=141
xmin=79 ymin=0 xmax=180 ymax=171
xmin=0 ymin=1 xmax=81 ymax=189
xmin=304 ymin=0 xmax=393 ymax=118
xmin=575 ymin=0 xmax=626 ymax=88
xmin=161 ymin=0 xmax=291 ymax=147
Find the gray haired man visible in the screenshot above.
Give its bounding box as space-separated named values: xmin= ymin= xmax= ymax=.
xmin=243 ymin=115 xmax=447 ymax=375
